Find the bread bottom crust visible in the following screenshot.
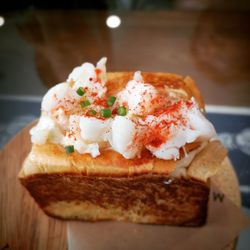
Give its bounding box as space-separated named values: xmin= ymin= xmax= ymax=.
xmin=20 ymin=173 xmax=209 ymax=226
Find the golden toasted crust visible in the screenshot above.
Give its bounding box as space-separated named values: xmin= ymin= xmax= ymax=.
xmin=20 ymin=172 xmax=209 ymax=226
xmin=19 ymin=141 xmax=226 ymax=182
xmin=19 ymin=157 xmax=239 ymax=226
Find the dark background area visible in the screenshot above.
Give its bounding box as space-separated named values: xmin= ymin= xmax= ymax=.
xmin=1 ymin=0 xmax=250 ymax=11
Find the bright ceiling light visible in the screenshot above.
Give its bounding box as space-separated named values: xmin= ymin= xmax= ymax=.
xmin=106 ymin=15 xmax=121 ymax=29
xmin=0 ymin=16 xmax=5 ymax=27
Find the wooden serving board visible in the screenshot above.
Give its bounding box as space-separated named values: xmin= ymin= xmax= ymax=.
xmin=0 ymin=122 xmax=240 ymax=250
xmin=0 ymin=122 xmax=67 ymax=250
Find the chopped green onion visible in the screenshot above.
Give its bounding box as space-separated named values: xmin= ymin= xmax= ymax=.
xmin=80 ymin=100 xmax=91 ymax=108
xmin=107 ymin=96 xmax=116 ymax=106
xmin=76 ymin=87 xmax=85 ymax=96
xmin=87 ymin=109 xmax=97 ymax=116
xmin=100 ymin=108 xmax=112 ymax=118
xmin=65 ymin=145 xmax=74 ymax=154
xmin=117 ymin=106 xmax=127 ymax=116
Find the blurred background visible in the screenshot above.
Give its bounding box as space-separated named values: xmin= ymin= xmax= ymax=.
xmin=1 ymin=0 xmax=250 ymax=101
xmin=0 ymin=0 xmax=250 ymax=207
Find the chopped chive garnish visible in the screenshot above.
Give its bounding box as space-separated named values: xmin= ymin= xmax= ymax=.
xmin=100 ymin=108 xmax=112 ymax=118
xmin=107 ymin=96 xmax=116 ymax=106
xmin=117 ymin=106 xmax=127 ymax=116
xmin=65 ymin=145 xmax=74 ymax=154
xmin=76 ymin=87 xmax=85 ymax=96
xmin=87 ymin=109 xmax=97 ymax=116
xmin=80 ymin=100 xmax=91 ymax=108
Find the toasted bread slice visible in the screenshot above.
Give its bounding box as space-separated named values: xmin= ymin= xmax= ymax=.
xmin=19 ymin=72 xmax=227 ymax=226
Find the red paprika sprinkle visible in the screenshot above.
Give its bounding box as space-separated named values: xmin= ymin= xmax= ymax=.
xmin=95 ymin=68 xmax=101 ymax=75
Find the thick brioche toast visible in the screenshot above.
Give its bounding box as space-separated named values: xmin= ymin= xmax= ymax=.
xmin=19 ymin=72 xmax=227 ymax=225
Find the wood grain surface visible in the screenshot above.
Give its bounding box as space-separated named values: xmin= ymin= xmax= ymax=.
xmin=0 ymin=122 xmax=67 ymax=250
xmin=0 ymin=122 xmax=240 ymax=250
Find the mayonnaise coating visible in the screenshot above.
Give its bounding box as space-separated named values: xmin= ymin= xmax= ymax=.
xmin=145 ymin=99 xmax=216 ymax=160
xmin=62 ymin=115 xmax=101 ymax=157
xmin=67 ymin=57 xmax=107 ymax=100
xmin=116 ymin=71 xmax=158 ymax=116
xmin=42 ymin=83 xmax=71 ymax=112
xmin=79 ymin=116 xmax=112 ymax=142
xmin=30 ymin=116 xmax=63 ymax=145
xmin=109 ymin=116 xmax=140 ymax=159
